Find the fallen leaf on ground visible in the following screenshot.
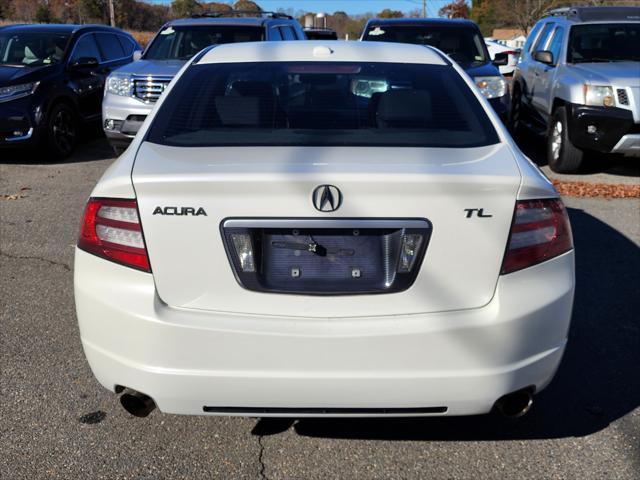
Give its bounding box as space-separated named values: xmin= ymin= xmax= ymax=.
xmin=552 ymin=180 xmax=640 ymax=198
xmin=1 ymin=193 xmax=27 ymax=200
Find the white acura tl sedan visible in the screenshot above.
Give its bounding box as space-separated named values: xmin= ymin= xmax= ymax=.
xmin=75 ymin=41 xmax=575 ymax=419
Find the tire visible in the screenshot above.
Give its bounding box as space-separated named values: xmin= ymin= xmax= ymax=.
xmin=547 ymin=106 xmax=584 ymax=174
xmin=46 ymin=102 xmax=77 ymax=159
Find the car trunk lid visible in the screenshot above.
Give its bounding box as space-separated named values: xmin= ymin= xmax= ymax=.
xmin=132 ymin=141 xmax=521 ymax=317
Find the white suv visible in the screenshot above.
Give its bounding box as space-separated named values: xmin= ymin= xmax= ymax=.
xmin=75 ymin=41 xmax=575 ymax=419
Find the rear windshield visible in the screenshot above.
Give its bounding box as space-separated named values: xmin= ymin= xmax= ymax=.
xmin=146 ymin=62 xmax=499 ymax=148
xmin=144 ymin=25 xmax=264 ymax=61
xmin=568 ymin=23 xmax=640 ymax=63
xmin=363 ymin=25 xmax=487 ymax=65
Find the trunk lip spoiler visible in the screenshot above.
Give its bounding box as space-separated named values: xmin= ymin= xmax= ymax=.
xmin=222 ymin=218 xmax=432 ymax=229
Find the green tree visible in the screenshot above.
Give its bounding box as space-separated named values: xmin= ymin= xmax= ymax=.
xmin=171 ymin=0 xmax=199 ymax=18
xmin=233 ymin=0 xmax=261 ymax=13
xmin=439 ymin=0 xmax=469 ymax=19
xmin=35 ymin=3 xmax=51 ymax=22
xmin=201 ymin=2 xmax=233 ymax=13
xmin=377 ymin=8 xmax=403 ymax=18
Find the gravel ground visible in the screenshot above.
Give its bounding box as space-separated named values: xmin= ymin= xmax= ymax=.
xmin=1 ymin=137 xmax=639 ymax=479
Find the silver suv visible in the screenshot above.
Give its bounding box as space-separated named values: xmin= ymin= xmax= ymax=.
xmin=511 ymin=6 xmax=640 ymax=173
xmin=102 ymin=11 xmax=304 ymax=153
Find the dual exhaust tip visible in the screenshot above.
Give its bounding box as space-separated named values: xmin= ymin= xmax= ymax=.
xmin=117 ymin=387 xmax=534 ymax=419
xmin=494 ymin=388 xmax=534 ymax=418
xmin=119 ymin=389 xmax=156 ymax=418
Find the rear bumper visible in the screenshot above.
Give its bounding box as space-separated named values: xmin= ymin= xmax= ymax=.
xmin=75 ymin=248 xmax=575 ymax=417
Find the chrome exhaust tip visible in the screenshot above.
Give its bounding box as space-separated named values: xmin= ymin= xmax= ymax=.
xmin=495 ymin=388 xmax=534 ymax=418
xmin=120 ymin=389 xmax=156 ymax=418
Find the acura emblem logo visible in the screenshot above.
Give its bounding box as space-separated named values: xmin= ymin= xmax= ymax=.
xmin=312 ymin=185 xmax=342 ymax=212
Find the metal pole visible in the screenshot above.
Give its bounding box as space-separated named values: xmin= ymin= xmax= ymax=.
xmin=422 ymin=0 xmax=426 ymax=17
xmin=108 ymin=0 xmax=115 ymax=27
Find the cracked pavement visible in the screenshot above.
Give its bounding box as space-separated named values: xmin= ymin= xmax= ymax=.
xmin=1 ymin=138 xmax=639 ymax=479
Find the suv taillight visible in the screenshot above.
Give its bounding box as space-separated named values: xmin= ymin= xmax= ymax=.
xmin=78 ymin=198 xmax=150 ymax=272
xmin=501 ymin=198 xmax=573 ymax=274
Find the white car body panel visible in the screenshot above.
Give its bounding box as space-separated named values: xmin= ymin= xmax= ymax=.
xmin=76 ymin=41 xmax=574 ymax=417
xmin=133 ymin=142 xmax=520 ymax=316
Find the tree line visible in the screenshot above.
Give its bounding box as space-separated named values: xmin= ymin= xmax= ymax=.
xmin=2 ymin=0 xmax=638 ymax=37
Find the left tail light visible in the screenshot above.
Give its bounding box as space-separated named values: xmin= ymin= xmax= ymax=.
xmin=78 ymin=198 xmax=151 ymax=272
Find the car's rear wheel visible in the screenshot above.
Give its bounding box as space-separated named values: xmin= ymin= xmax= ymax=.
xmin=46 ymin=103 xmax=77 ymax=159
xmin=547 ymin=106 xmax=584 ymax=174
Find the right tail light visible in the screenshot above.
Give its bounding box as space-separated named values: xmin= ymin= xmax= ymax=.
xmin=501 ymin=198 xmax=573 ymax=274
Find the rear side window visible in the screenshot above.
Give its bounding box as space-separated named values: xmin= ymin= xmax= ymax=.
xmin=96 ymin=33 xmax=125 ymax=61
xmin=280 ymin=27 xmax=297 ymax=40
xmin=70 ymin=34 xmax=101 ymax=63
xmin=270 ymin=27 xmax=283 ymax=40
xmin=147 ymin=62 xmax=499 ymax=148
xmin=117 ymin=35 xmax=136 ymax=56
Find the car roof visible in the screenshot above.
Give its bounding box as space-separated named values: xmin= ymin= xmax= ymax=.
xmin=365 ymin=18 xmax=478 ymax=28
xmin=542 ymin=6 xmax=640 ymax=24
xmin=197 ymin=40 xmax=447 ymax=65
xmin=166 ymin=17 xmax=283 ymax=27
xmin=0 ymin=23 xmax=122 ymax=34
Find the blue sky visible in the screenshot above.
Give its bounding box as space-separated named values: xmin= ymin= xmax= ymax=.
xmin=255 ymin=0 xmax=450 ymax=15
xmin=146 ymin=0 xmax=453 ymax=16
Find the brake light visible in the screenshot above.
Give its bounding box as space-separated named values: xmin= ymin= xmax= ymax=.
xmin=501 ymin=198 xmax=573 ymax=274
xmin=78 ymin=198 xmax=151 ymax=272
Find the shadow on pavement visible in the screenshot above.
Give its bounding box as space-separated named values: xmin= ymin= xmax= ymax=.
xmin=0 ymin=127 xmax=115 ymax=165
xmin=252 ymin=207 xmax=639 ymax=441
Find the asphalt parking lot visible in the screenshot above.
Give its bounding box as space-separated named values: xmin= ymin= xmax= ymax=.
xmin=1 ymin=136 xmax=639 ymax=479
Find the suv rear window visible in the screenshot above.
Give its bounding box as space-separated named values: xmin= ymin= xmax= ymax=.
xmin=362 ymin=25 xmax=487 ymax=65
xmin=147 ymin=62 xmax=499 ymax=148
xmin=144 ymin=25 xmax=265 ymax=61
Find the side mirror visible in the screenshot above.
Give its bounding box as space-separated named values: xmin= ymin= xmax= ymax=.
xmin=534 ymin=50 xmax=553 ymax=65
xmin=133 ymin=50 xmax=143 ymax=61
xmin=492 ymin=52 xmax=509 ymax=66
xmin=69 ymin=56 xmax=99 ymax=70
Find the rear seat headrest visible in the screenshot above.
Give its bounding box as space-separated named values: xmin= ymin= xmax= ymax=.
xmin=229 ymin=81 xmax=275 ymax=97
xmin=215 ymin=97 xmax=265 ymax=127
xmin=376 ymin=90 xmax=432 ymax=128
